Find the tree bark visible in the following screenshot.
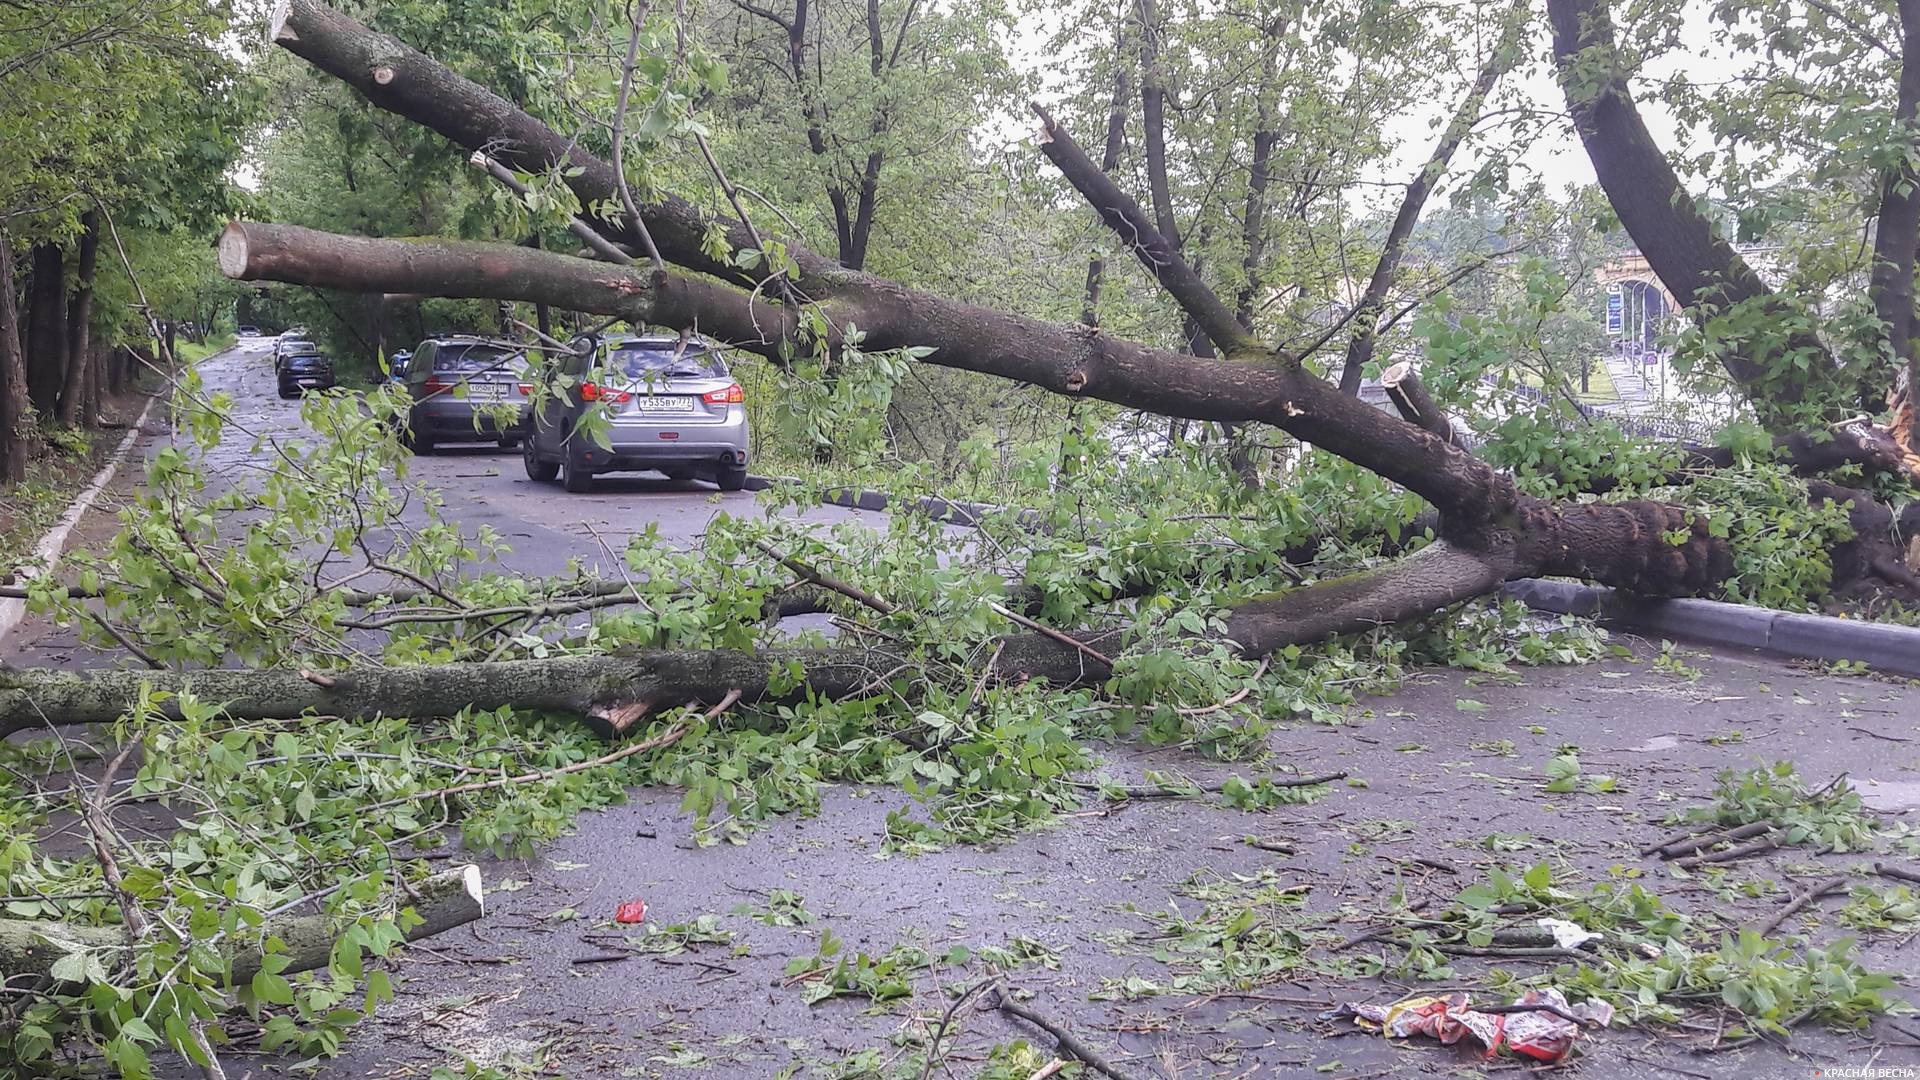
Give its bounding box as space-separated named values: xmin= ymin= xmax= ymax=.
xmin=56 ymin=212 xmax=100 ymax=427
xmin=1876 ymin=0 xmax=1920 ymax=428
xmin=0 ymin=240 xmax=30 ymax=483
xmin=0 ymin=639 xmax=1114 ymax=737
xmin=24 ymin=242 xmax=66 ymax=417
xmin=1546 ymin=0 xmax=1813 ymax=407
xmin=0 ymin=866 xmax=483 ymax=987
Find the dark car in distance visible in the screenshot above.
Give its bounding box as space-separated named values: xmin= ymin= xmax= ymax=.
xmin=521 ymin=333 xmax=749 ymax=493
xmin=277 ymin=352 xmax=335 ymax=398
xmin=402 ymin=337 xmax=527 ymax=454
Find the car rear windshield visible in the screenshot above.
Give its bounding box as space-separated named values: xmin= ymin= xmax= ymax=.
xmin=287 ymin=354 xmax=328 ymax=369
xmin=435 ymin=344 xmax=517 ymax=373
xmin=610 ymin=345 xmax=726 ymax=380
xmin=281 ymin=340 xmax=315 ymax=353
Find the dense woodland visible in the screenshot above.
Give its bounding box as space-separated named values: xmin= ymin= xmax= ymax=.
xmin=5 ymin=0 xmax=1920 ymax=1076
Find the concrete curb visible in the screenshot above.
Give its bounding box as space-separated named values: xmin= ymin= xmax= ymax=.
xmin=0 ymin=394 xmax=160 ymax=647
xmin=749 ymin=474 xmax=1920 ymax=680
xmin=1501 ymin=579 xmax=1920 ymax=679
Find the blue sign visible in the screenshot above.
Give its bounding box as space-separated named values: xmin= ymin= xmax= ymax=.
xmin=1606 ymin=287 xmax=1623 ymax=334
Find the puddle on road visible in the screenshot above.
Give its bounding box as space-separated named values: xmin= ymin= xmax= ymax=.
xmin=1859 ymin=780 xmax=1920 ymax=812
xmin=1627 ymin=735 xmax=1682 ymax=752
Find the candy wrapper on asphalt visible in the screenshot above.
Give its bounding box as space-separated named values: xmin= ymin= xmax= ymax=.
xmin=1334 ymin=988 xmax=1613 ymax=1062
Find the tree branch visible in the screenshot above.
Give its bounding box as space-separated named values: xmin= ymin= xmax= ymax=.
xmin=1031 ymin=103 xmax=1256 ymax=357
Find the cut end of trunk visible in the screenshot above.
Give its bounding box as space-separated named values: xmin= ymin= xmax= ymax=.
xmin=268 ymin=0 xmax=296 ymax=42
xmin=372 ymin=65 xmax=395 ymax=85
xmin=217 ymin=224 xmax=252 ymax=281
xmin=1379 ymin=360 xmax=1412 ymax=388
xmin=457 ymin=863 xmax=485 ymax=917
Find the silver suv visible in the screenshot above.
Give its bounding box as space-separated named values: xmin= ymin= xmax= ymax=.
xmin=402 ymin=337 xmax=528 ymax=454
xmin=521 ymin=333 xmax=749 ymax=493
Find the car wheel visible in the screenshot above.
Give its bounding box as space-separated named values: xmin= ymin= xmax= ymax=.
xmin=716 ymin=464 xmax=748 ymax=492
xmin=497 ymin=435 xmax=520 ymax=449
xmin=523 ymin=438 xmax=559 ymax=482
xmin=561 ymin=456 xmax=594 ymax=493
xmin=408 ymin=424 xmax=435 ymax=455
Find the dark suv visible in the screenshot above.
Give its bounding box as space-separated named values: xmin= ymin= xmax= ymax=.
xmin=277 ymin=352 xmax=335 ymax=397
xmin=402 ymin=337 xmax=528 ymax=454
xmin=521 ymin=333 xmax=749 ymax=493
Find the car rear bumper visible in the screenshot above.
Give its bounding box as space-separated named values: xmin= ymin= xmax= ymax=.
xmin=415 ymin=404 xmax=526 ymax=440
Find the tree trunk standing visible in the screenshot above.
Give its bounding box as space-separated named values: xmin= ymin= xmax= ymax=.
xmin=56 ymin=212 xmax=99 ymax=427
xmin=1545 ymin=0 xmax=1811 ymax=409
xmin=0 ymin=240 xmax=30 ymax=484
xmin=1878 ymin=0 xmax=1920 ymax=430
xmin=24 ymin=243 xmax=66 ymax=417
xmin=1080 ymin=44 xmax=1130 ymax=327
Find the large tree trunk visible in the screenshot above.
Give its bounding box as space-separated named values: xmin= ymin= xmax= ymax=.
xmin=1546 ymin=0 xmax=1814 ymax=409
xmin=56 ymin=211 xmax=100 ymax=427
xmin=0 ymin=639 xmax=1114 ymax=737
xmin=24 ymin=242 xmax=66 ymax=417
xmin=0 ymin=240 xmax=29 ymax=484
xmin=1878 ymin=0 xmax=1920 ymax=434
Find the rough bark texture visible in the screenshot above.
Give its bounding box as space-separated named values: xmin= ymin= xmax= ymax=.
xmin=1547 ymin=0 xmax=1809 ymax=403
xmin=56 ymin=212 xmax=99 ymax=427
xmin=0 ymin=866 xmax=483 ymax=986
xmin=0 ymin=638 xmax=1110 ymax=735
xmin=24 ymin=242 xmax=65 ymax=417
xmin=0 ymin=240 xmax=29 ymax=484
xmin=1885 ymin=0 xmax=1920 ymax=424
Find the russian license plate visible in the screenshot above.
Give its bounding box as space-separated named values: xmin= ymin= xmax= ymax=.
xmin=463 ymin=382 xmax=506 ymax=399
xmin=632 ymin=395 xmax=694 ymax=412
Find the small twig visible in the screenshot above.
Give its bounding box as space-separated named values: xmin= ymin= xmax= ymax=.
xmin=918 ymin=976 xmax=1000 ymax=1080
xmin=1875 ymin=863 xmax=1920 ymax=886
xmin=570 ymin=953 xmax=632 ymax=966
xmin=1331 ymin=898 xmax=1431 ymax=952
xmin=1655 ymin=821 xmax=1774 ymax=860
xmin=1474 ymin=1001 xmax=1599 ymax=1026
xmin=988 ymin=990 xmax=1145 ymax=1080
xmin=1751 ymin=874 xmax=1849 ymax=937
xmin=753 ymin=540 xmax=895 ymax=616
xmin=984 ymin=600 xmax=1114 ymax=668
xmin=1673 ymin=833 xmax=1779 ymax=868
xmin=1077 ymin=772 xmax=1347 ymax=800
xmin=1175 ymin=658 xmax=1270 ymax=716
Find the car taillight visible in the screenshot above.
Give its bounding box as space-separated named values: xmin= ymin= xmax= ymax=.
xmin=517 ymin=383 xmax=532 ymax=395
xmin=423 ymin=376 xmax=449 ymax=393
xmin=580 ymin=382 xmax=631 ymax=403
xmin=702 ymin=384 xmax=744 ymax=404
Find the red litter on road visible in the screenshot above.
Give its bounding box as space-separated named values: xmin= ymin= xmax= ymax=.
xmin=615 ymin=899 xmax=648 ymax=924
